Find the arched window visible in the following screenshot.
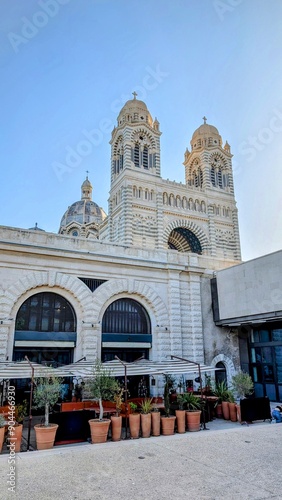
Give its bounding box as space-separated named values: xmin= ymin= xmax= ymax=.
xmin=15 ymin=292 xmax=76 ymax=333
xmin=215 ymin=362 xmax=227 ymax=385
xmin=102 ymin=298 xmax=151 ymax=334
xmin=143 ymin=146 xmax=149 ymax=169
xmin=218 ymin=168 xmax=223 ymax=188
xmin=211 ymin=167 xmax=216 ymax=186
xmin=134 ymin=144 xmax=140 ymax=167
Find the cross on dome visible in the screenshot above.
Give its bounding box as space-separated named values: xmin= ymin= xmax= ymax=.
xmin=132 ymin=91 xmax=137 ymax=100
xmin=202 ymin=116 xmax=207 ymax=124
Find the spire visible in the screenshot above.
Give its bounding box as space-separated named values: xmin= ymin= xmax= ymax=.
xmin=81 ymin=175 xmax=93 ymax=201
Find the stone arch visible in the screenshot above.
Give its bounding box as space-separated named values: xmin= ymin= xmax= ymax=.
xmin=209 ymin=151 xmax=229 ymax=169
xmin=131 ymin=128 xmax=156 ymax=149
xmin=92 ymin=279 xmax=169 ymax=326
xmin=2 ymin=271 xmax=94 ymax=322
xmin=210 ymin=354 xmax=236 ymax=388
xmin=164 ymin=220 xmax=210 ymax=253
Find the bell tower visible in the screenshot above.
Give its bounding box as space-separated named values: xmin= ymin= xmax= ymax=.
xmin=183 ymin=118 xmax=241 ymax=260
xmin=105 ymin=93 xmax=162 ymax=246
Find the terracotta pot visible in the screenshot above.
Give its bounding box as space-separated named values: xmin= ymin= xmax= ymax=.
xmin=8 ymin=423 xmax=23 ymax=452
xmin=111 ymin=415 xmax=122 ymax=442
xmin=89 ymin=419 xmax=110 ymax=444
xmin=222 ymin=401 xmax=230 ymax=420
xmin=186 ymin=410 xmax=201 ymax=432
xmin=175 ymin=410 xmax=186 ymax=433
xmin=0 ymin=426 xmax=5 ymax=453
xmin=216 ymin=403 xmax=223 ymax=418
xmin=161 ymin=416 xmax=176 ymax=435
xmin=151 ymin=411 xmax=161 ymax=436
xmin=141 ymin=413 xmax=151 ymax=438
xmin=228 ymin=402 xmax=237 ymax=422
xmin=34 ymin=423 xmax=58 ymax=450
xmin=129 ymin=413 xmax=140 ymax=439
xmin=236 ymin=403 xmax=241 ymax=423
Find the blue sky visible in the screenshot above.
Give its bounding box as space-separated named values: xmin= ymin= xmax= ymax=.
xmin=1 ymin=0 xmax=282 ymax=261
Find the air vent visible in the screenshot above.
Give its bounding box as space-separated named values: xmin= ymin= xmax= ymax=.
xmin=78 ymin=278 xmax=107 ymax=292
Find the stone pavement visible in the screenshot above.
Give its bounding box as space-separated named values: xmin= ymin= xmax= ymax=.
xmin=0 ymin=417 xmax=281 ymax=500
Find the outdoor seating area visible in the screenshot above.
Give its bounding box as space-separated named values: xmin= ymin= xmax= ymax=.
xmin=0 ymin=357 xmax=276 ymax=454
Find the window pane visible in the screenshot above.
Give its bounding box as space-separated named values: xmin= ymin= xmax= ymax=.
xmin=260 ymin=330 xmax=270 ymax=342
xmin=272 ymin=329 xmax=282 ymax=341
xmin=275 ymin=346 xmax=282 ymax=383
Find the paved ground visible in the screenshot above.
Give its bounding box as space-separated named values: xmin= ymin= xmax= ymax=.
xmin=0 ymin=417 xmax=281 ymax=500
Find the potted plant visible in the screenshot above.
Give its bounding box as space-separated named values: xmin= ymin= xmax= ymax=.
xmin=183 ymin=392 xmax=202 ymax=432
xmin=9 ymin=399 xmax=28 ymax=452
xmin=151 ymin=405 xmax=161 ymax=437
xmin=161 ymin=375 xmax=176 ymax=436
xmin=128 ymin=402 xmax=140 ymax=439
xmin=176 ymin=394 xmax=186 ymax=433
xmin=232 ymin=371 xmax=254 ymax=400
xmin=213 ymin=381 xmax=229 ymax=419
xmin=33 ymin=375 xmax=63 ymax=450
xmin=85 ymin=359 xmax=120 ymax=444
xmin=140 ymin=398 xmax=153 ymax=438
xmin=0 ymin=414 xmax=6 ymax=453
xmin=232 ymin=370 xmax=254 ymax=422
xmin=111 ymin=388 xmax=124 ymax=442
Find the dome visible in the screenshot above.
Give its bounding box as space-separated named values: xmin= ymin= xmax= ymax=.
xmin=117 ymin=93 xmax=153 ymax=127
xmin=59 ymin=200 xmax=106 ymax=228
xmin=59 ymin=177 xmax=107 ymax=234
xmin=191 ymin=118 xmax=222 ymax=149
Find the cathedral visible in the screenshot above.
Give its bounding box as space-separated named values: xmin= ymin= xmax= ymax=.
xmin=0 ymin=94 xmax=242 ymax=395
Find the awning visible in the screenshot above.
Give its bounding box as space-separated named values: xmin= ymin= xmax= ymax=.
xmin=0 ymin=360 xmax=70 ymax=380
xmin=58 ymin=358 xmax=218 ymax=379
xmin=0 ymin=358 xmax=217 ymax=381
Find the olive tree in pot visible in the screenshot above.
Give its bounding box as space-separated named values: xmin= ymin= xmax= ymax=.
xmin=232 ymin=371 xmax=254 ymax=400
xmin=33 ymin=375 xmax=63 ymax=450
xmin=85 ymin=359 xmax=120 ymax=444
xmin=161 ymin=375 xmax=176 ymax=436
xmin=232 ymin=370 xmax=254 ymax=422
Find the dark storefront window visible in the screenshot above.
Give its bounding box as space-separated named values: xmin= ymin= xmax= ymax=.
xmin=15 ymin=292 xmax=76 ymax=333
xmin=250 ymin=322 xmax=282 ymax=401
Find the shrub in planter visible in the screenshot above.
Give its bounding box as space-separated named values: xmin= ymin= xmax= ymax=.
xmin=140 ymin=398 xmax=153 ymax=438
xmin=183 ymin=392 xmax=203 ymax=432
xmin=129 ymin=402 xmax=140 ymax=439
xmin=8 ymin=400 xmax=28 ymax=453
xmin=111 ymin=388 xmax=124 ymax=442
xmin=161 ymin=375 xmax=176 ymax=435
xmin=176 ymin=394 xmax=186 ymax=433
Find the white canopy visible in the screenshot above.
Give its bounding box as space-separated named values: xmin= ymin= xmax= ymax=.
xmin=58 ymin=358 xmax=217 ymax=379
xmin=0 ymin=360 xmax=70 ymax=380
xmin=0 ymin=358 xmax=217 ymax=381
